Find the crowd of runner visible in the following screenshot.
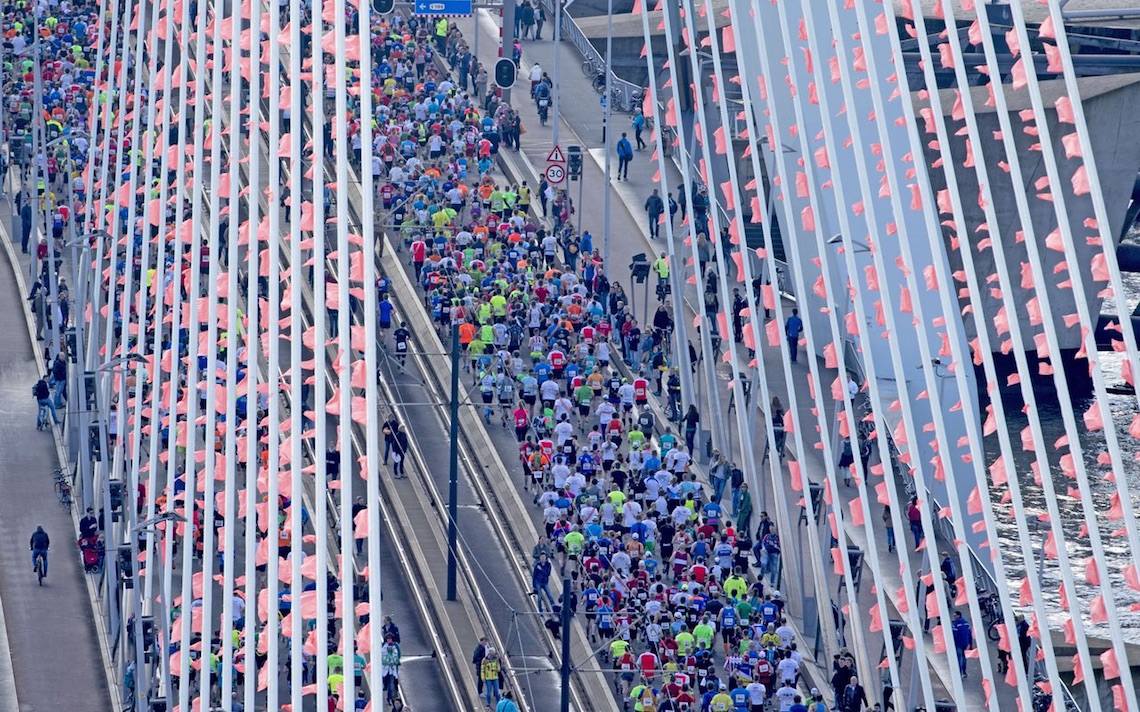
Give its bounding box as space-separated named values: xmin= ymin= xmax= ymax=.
xmin=3 ymin=0 xmax=864 ymax=704
xmin=371 ymin=17 xmax=865 ymax=712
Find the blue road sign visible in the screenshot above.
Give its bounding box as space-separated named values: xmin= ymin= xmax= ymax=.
xmin=414 ymin=0 xmax=473 ymax=14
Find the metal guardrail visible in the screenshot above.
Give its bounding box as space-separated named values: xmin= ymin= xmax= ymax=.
xmin=540 ymin=0 xmax=642 ymax=111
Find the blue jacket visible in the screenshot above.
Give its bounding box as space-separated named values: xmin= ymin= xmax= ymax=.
xmin=785 ymin=314 xmax=803 ymax=338
xmin=952 ymin=617 xmax=973 ymax=649
xmin=616 ymin=138 xmax=633 ymax=159
xmin=532 ymin=560 xmax=552 ymax=588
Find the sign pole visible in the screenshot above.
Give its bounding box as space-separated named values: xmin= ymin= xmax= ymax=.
xmin=551 ymin=0 xmax=561 ymax=149
xmin=446 ymin=325 xmax=460 ymax=601
xmin=559 ymin=575 xmax=572 ymax=712
xmin=501 ymin=0 xmax=516 ymax=105
xmin=601 ymin=0 xmax=613 ymax=270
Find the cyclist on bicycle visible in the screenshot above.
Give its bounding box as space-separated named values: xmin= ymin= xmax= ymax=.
xmin=30 ymin=526 xmax=49 ymax=576
xmin=33 ymin=376 xmax=60 ymax=428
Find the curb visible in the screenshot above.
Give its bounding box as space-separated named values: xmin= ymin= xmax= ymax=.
xmin=0 ymin=199 xmax=120 ymax=710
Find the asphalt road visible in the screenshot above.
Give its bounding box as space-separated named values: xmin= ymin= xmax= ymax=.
xmin=0 ymin=200 xmax=111 ymax=710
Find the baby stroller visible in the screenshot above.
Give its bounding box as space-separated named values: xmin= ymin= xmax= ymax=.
xmin=78 ymin=536 xmax=105 ymax=574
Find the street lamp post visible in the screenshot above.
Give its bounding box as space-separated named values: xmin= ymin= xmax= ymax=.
xmin=550 ymin=0 xmax=576 ymax=151
xmin=95 ymin=351 xmax=147 ymax=677
xmin=68 ymin=228 xmax=111 ymax=510
xmin=601 ymin=0 xmax=613 ymax=269
xmin=130 ymin=512 xmax=187 ymax=711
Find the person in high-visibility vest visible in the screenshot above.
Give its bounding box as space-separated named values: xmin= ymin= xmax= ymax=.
xmin=434 ymin=18 xmax=448 ymax=52
xmin=652 ymin=252 xmax=669 ymax=285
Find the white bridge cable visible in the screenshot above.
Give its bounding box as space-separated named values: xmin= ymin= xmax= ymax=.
xmin=757 ymin=1 xmax=945 ymax=704
xmin=717 ymin=0 xmax=847 ymax=684
xmin=653 ymin=0 xmax=1140 ymax=708
xmin=873 ymin=0 xmax=1045 ymax=707
xmin=675 ymin=0 xmax=895 ymax=699
xmin=74 ymin=0 xmax=404 ymax=701
xmin=999 ymin=1 xmax=1140 ymax=706
xmin=71 ymin=0 xmax=1140 ymax=706
xmin=817 ymin=0 xmax=1017 ymax=706
xmin=896 ymin=0 xmax=1129 ymax=708
xmin=775 ymin=0 xmax=965 ymax=705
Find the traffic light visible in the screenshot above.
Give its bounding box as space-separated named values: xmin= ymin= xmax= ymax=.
xmin=494 ymin=58 xmax=516 ymax=89
xmin=371 ymin=0 xmax=394 ymax=13
xmin=567 ymin=145 xmax=583 ymax=180
xmin=629 ymin=253 xmax=650 ymax=283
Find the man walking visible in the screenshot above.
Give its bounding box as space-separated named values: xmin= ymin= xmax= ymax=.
xmin=616 ymin=133 xmax=633 ymax=181
xmin=532 ymin=553 xmax=556 ymax=613
xmin=951 ymin=610 xmax=973 ymax=677
xmin=472 ymin=637 xmax=488 ymax=694
xmin=632 ymin=108 xmax=647 ymax=150
xmin=840 ymin=676 xmax=868 ymax=712
xmin=644 ymin=189 xmax=664 ymax=238
xmin=785 ymin=308 xmax=804 ymax=364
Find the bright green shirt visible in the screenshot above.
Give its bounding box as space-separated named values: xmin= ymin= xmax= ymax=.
xmin=564 ymin=531 xmax=585 ymax=555
xmin=693 ymin=623 xmax=715 ymax=648
xmin=675 ymin=631 xmax=695 ymax=655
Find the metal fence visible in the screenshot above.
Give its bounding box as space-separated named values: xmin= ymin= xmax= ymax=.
xmin=540 ymin=0 xmax=643 ymax=112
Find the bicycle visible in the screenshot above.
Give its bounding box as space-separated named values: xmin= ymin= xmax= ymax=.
xmin=33 ymin=551 xmax=46 ymax=586
xmin=581 ymin=56 xmax=603 ymax=79
xmin=582 ymin=60 xmax=608 ymax=94
xmin=36 ymin=401 xmax=50 ymax=431
xmin=56 ymin=477 xmax=72 ymax=511
xmin=979 ymin=593 xmax=1003 ymax=641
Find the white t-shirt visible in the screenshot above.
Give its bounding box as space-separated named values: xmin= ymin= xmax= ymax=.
xmin=541 ymin=379 xmax=561 ymax=401
xmin=776 ymin=657 xmax=799 ymax=684
xmin=775 ymin=685 xmax=798 ymax=712
xmin=747 ymin=682 xmax=766 ymax=704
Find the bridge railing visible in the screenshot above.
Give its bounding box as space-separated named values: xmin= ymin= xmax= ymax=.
xmin=539 ymin=0 xmax=643 ymax=112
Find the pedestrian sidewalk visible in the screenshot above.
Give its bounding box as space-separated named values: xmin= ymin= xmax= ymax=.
xmin=0 ymin=190 xmax=112 ymax=709
xmin=454 ymin=10 xmax=1002 ymax=709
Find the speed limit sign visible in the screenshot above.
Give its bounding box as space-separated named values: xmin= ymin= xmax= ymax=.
xmin=545 ymin=164 xmax=567 ymax=185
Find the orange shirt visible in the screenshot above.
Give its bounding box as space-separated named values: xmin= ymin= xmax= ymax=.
xmin=458 ymin=322 xmax=476 ymax=345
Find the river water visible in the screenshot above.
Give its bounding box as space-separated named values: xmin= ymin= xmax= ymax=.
xmin=987 ymin=233 xmax=1140 ymax=644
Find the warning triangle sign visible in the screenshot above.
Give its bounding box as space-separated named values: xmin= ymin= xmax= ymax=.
xmin=546 ymin=145 xmax=566 ymax=163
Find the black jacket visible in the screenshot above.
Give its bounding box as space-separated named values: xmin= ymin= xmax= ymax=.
xmin=30 ymin=530 xmax=49 ymax=550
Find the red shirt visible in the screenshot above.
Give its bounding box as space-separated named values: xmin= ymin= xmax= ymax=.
xmin=634 ymin=379 xmax=648 ymax=402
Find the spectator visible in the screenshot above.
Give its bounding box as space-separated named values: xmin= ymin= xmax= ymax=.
xmin=784 ymin=308 xmax=804 ymax=363
xmin=839 ymin=675 xmax=868 ymax=712
xmin=481 ymin=648 xmax=503 ymax=707
xmin=644 ymin=189 xmax=664 ymax=238
xmin=33 ymin=375 xmax=60 ymax=426
xmin=952 ymin=610 xmax=973 ymax=677
xmin=472 ymin=637 xmax=488 ymax=695
xmin=616 ymin=133 xmax=633 ymax=181
xmin=907 ymin=496 xmax=924 ymax=550
xmin=379 ymin=634 xmax=401 ymax=703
